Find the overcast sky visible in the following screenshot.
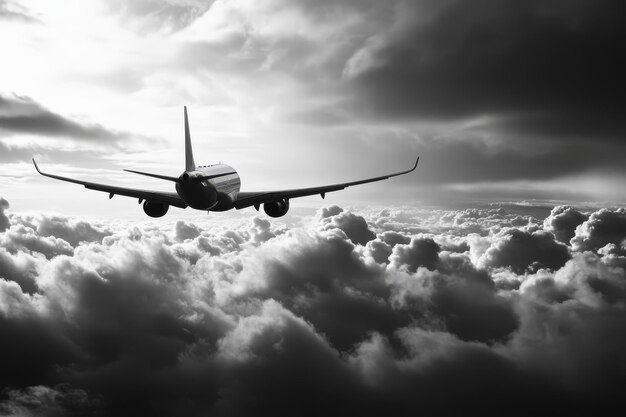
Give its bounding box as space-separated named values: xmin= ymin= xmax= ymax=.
xmin=1 ymin=0 xmax=624 ymax=217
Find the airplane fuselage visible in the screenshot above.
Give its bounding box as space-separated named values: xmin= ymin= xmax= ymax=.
xmin=175 ymin=164 xmax=241 ymax=211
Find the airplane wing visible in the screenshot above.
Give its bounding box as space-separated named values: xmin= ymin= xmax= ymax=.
xmin=234 ymin=157 xmax=419 ymax=210
xmin=32 ymin=159 xmax=188 ymax=209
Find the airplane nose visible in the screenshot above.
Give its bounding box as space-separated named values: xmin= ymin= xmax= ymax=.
xmin=182 ymin=173 xmax=189 ymax=181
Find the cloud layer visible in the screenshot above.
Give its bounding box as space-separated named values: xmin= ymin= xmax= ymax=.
xmin=1 ymin=198 xmax=625 ymax=415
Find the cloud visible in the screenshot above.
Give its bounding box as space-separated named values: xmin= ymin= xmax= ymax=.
xmin=0 ymin=197 xmax=9 ymax=232
xmin=0 ymin=93 xmax=127 ymax=145
xmin=388 ymin=251 xmax=518 ymax=344
xmin=345 ymin=0 xmax=626 ymax=124
xmin=32 ymin=214 xmax=111 ymax=247
xmin=1 ymin=198 xmax=626 ymax=415
xmin=319 ymin=205 xmax=376 ymax=245
xmin=104 ymin=0 xmax=213 ymax=33
xmin=0 ymin=224 xmax=74 ymax=259
xmin=248 ymin=217 xmax=277 ymax=245
xmin=0 ymin=384 xmax=102 ymax=417
xmin=0 ymin=248 xmax=40 ymax=293
xmin=479 ymin=228 xmax=570 ymax=273
xmin=0 ymin=0 xmax=39 ymax=23
xmin=388 ymin=236 xmax=440 ymax=272
xmin=174 ymin=220 xmax=202 ymax=242
xmin=570 ymin=208 xmax=626 ymax=255
xmin=543 ymin=205 xmax=588 ymax=244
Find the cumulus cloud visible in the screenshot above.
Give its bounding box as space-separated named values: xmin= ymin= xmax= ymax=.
xmin=174 ymin=220 xmax=202 ymax=242
xmin=0 ymin=224 xmax=74 ymax=259
xmin=543 ymin=205 xmax=588 ymax=244
xmin=248 ymin=217 xmax=277 ymax=245
xmin=32 ymin=214 xmax=111 ymax=247
xmin=388 ymin=236 xmax=440 ymax=272
xmin=571 ymin=208 xmax=626 ymax=255
xmin=319 ymin=205 xmax=375 ymax=245
xmin=479 ymin=228 xmax=571 ymax=274
xmin=1 ymin=197 xmax=625 ymax=415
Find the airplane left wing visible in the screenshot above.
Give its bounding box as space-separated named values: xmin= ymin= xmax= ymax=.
xmin=234 ymin=156 xmax=419 ymax=210
xmin=32 ymin=159 xmax=187 ymax=208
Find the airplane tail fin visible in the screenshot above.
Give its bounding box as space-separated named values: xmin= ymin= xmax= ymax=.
xmin=184 ymin=106 xmax=196 ymax=172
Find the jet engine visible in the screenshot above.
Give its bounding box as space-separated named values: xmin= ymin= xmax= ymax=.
xmin=143 ymin=201 xmax=169 ymax=218
xmin=263 ymin=199 xmax=289 ymax=218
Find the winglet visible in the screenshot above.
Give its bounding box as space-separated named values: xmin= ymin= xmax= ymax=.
xmin=32 ymin=158 xmax=42 ymax=174
xmin=184 ymin=106 xmax=196 ymax=172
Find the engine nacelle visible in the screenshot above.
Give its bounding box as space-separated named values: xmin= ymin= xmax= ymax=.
xmin=143 ymin=201 xmax=169 ymax=218
xmin=263 ymin=199 xmax=289 ymax=218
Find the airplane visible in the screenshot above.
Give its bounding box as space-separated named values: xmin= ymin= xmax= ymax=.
xmin=32 ymin=107 xmax=419 ymax=218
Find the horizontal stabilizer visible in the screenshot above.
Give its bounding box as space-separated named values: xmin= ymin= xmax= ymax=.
xmin=124 ymin=169 xmax=179 ymax=182
xmin=197 ymin=171 xmax=237 ymax=181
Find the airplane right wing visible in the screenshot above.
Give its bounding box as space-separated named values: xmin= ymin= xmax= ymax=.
xmin=234 ymin=156 xmax=419 ymax=210
xmin=32 ymin=159 xmax=188 ymax=208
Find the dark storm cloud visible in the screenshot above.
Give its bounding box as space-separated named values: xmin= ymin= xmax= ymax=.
xmin=416 ymin=139 xmax=626 ymax=186
xmin=0 ymin=93 xmax=127 ymax=144
xmin=347 ymin=0 xmax=626 ymax=124
xmin=1 ymin=199 xmax=626 ymax=415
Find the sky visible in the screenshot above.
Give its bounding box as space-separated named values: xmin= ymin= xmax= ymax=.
xmin=0 ymin=0 xmax=625 ymax=216
xmin=1 ymin=1 xmax=626 ymax=416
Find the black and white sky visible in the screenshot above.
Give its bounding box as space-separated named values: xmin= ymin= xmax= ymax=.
xmin=1 ymin=0 xmax=626 ymax=416
xmin=1 ymin=0 xmax=625 ymax=212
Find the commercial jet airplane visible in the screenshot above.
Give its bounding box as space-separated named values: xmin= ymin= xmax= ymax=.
xmin=33 ymin=107 xmax=419 ymax=218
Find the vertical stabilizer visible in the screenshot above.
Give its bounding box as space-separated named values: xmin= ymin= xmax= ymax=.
xmin=184 ymin=106 xmax=196 ymax=171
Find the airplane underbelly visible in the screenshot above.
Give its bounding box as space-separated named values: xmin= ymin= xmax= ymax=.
xmin=176 ymin=182 xmax=218 ymax=210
